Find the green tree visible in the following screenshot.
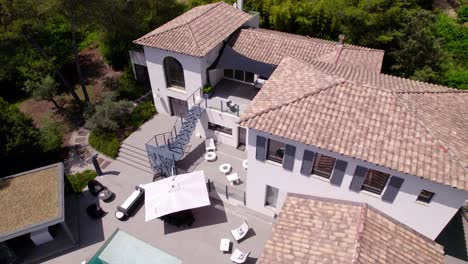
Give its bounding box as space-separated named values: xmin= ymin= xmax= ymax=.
xmin=85 ymin=92 xmax=133 ymax=132
xmin=0 ymin=0 xmax=84 ymax=109
xmin=0 ymin=97 xmax=41 ymax=160
xmin=389 ymin=9 xmax=446 ymax=82
xmin=39 ymin=114 xmax=64 ymax=152
xmin=24 ymin=75 xmax=63 ymax=109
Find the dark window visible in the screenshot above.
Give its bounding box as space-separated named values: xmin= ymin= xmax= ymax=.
xmin=267 ymin=139 xmax=286 ymax=164
xmin=163 ymin=57 xmax=185 ymax=89
xmin=361 ymin=169 xmax=390 ymax=195
xmin=312 ymin=154 xmax=336 ymax=179
xmin=265 ymin=185 xmax=279 ymax=207
xmin=417 ymin=190 xmax=435 ymax=203
xmin=245 ymin=71 xmax=255 ymax=83
xmin=208 ymin=122 xmax=232 ymax=135
xmin=234 ymin=70 xmax=244 ymax=81
xmin=224 ymin=69 xmax=233 ymax=79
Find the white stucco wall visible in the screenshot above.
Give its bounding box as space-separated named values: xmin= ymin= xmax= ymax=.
xmin=195 ymin=108 xmax=240 ymax=147
xmin=143 ymin=44 xmax=222 ymax=115
xmin=245 ymin=128 xmax=468 ymax=240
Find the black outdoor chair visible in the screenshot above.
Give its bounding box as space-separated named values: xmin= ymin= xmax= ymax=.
xmin=88 ymin=180 xmax=105 ymax=196
xmin=86 ymin=202 xmax=106 ymax=219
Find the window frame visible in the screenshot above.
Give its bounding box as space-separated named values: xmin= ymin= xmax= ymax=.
xmin=266 ymin=139 xmax=286 ymax=164
xmin=208 ymin=122 xmax=232 ymax=135
xmin=223 ymin=69 xmax=257 ymax=84
xmin=311 ymin=153 xmax=337 ymax=179
xmin=416 ymin=190 xmax=435 ymax=204
xmin=163 ymin=57 xmax=185 ymax=90
xmin=361 ymin=169 xmax=390 ymax=195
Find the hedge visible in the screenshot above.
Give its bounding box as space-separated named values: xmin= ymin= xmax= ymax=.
xmin=88 ymin=130 xmax=120 ymax=158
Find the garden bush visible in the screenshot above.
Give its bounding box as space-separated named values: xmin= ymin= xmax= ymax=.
xmin=124 ymin=101 xmax=157 ymax=128
xmin=117 ymin=68 xmax=149 ymax=100
xmin=88 ymin=130 xmax=120 ymax=158
xmin=67 ymin=169 xmax=97 ymax=193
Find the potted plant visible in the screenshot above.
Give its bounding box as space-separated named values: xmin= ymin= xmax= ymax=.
xmin=203 ymin=84 xmax=214 ymax=99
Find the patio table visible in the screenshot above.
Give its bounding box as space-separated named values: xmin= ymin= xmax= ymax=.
xmin=219 ymin=238 xmax=230 ymax=252
xmin=219 ymin=163 xmax=232 ymax=175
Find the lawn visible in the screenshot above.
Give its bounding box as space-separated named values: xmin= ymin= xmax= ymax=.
xmin=66 ymin=170 xmax=97 ymax=193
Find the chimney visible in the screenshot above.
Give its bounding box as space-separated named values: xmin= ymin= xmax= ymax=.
xmin=237 ymin=0 xmax=243 ymax=11
xmin=338 ymin=34 xmax=345 ymax=45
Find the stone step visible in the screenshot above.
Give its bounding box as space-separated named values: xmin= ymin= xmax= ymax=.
xmin=121 ymin=142 xmax=147 ymax=156
xmin=119 ymin=145 xmax=149 ymax=162
xmin=117 ymin=150 xmax=151 ymax=168
xmin=116 ymin=156 xmax=154 ymax=175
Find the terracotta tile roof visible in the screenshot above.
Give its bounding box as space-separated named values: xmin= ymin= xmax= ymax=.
xmin=258 ymin=194 xmax=445 ymax=264
xmin=240 ymin=57 xmax=468 ymax=190
xmin=134 ymin=2 xmax=251 ymax=57
xmin=229 ymin=28 xmax=385 ymax=72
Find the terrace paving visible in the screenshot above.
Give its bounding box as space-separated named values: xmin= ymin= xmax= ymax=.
xmin=43 ymin=159 xmax=272 ymax=264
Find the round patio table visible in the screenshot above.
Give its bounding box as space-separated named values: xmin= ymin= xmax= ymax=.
xmin=205 ymin=152 xmax=217 ymax=162
xmin=219 ymin=163 xmax=232 ymax=174
xmin=98 ymin=189 xmax=113 ymax=201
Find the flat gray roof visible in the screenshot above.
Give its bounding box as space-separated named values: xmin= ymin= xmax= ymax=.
xmin=0 ymin=163 xmax=65 ymax=242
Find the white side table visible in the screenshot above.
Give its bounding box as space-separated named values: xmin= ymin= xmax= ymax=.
xmin=219 ymin=163 xmax=232 ymax=174
xmin=219 ymin=238 xmax=230 ymax=252
xmin=205 ymin=152 xmax=217 ymax=162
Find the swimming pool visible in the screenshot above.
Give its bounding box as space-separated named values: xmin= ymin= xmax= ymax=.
xmin=88 ymin=229 xmax=182 ymax=264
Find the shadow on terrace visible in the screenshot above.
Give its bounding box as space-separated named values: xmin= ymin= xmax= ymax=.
xmin=204 ymin=79 xmax=260 ymax=116
xmin=176 ymin=136 xmax=248 ymax=204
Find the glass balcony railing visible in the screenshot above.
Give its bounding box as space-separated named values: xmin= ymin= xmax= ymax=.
xmin=204 ymin=95 xmax=240 ymax=116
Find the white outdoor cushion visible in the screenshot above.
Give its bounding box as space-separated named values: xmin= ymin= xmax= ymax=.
xmin=205 ymin=138 xmax=216 ymax=151
xmin=231 ymin=221 xmax=250 ymax=241
xmin=121 ymin=190 xmax=141 ymax=209
xmin=230 ymin=248 xmax=250 ymax=264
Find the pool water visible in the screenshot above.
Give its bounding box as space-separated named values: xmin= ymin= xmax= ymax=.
xmin=88 ymin=229 xmax=182 ymax=264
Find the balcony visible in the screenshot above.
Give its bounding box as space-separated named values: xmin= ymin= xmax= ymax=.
xmin=204 ymin=79 xmax=260 ymax=116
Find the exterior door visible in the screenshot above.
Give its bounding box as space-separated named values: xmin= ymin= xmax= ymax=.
xmin=238 ymin=127 xmax=247 ymax=150
xmin=169 ymin=97 xmax=188 ymax=118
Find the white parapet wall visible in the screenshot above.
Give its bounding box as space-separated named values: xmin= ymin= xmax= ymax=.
xmin=245 ymin=128 xmax=468 ymax=240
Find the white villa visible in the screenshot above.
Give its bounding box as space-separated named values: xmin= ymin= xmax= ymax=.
xmin=131 ymin=0 xmax=468 ymax=245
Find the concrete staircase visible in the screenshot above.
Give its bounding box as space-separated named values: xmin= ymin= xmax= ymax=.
xmin=117 ymin=142 xmax=154 ymax=174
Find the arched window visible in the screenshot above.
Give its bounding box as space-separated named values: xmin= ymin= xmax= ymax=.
xmin=163 ymin=57 xmax=185 ymax=89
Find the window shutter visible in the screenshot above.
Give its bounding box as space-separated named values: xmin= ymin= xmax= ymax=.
xmin=349 ymin=166 xmax=368 ymax=192
xmin=381 ymin=177 xmax=404 ymax=203
xmin=255 ymin=136 xmax=267 ymax=161
xmin=330 ymin=160 xmax=348 ymax=186
xmin=282 ymin=144 xmax=296 ymax=171
xmin=300 ymin=150 xmax=315 ymax=176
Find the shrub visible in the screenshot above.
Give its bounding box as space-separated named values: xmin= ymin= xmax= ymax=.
xmin=124 ymin=101 xmax=157 ymax=128
xmin=39 ymin=115 xmax=63 ymax=152
xmin=202 ymin=84 xmax=213 ymax=94
xmin=85 ymin=92 xmax=133 ymax=132
xmin=67 ymin=170 xmax=97 ymax=193
xmin=88 ymin=130 xmax=120 ymax=158
xmin=458 ymin=6 xmax=468 ymax=23
xmin=117 ymin=68 xmax=148 ymax=100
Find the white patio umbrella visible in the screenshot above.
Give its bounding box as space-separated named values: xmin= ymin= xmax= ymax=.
xmin=143 ymin=170 xmax=211 ymax=221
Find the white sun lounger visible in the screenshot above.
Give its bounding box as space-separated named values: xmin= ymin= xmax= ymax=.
xmin=231 ymin=220 xmax=250 ymax=242
xmin=230 ymin=248 xmax=250 ymax=263
xmin=205 ymin=138 xmax=216 ymax=152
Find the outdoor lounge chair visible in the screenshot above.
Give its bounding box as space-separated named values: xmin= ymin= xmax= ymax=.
xmin=231 ymin=221 xmax=250 ymax=242
xmin=87 ymin=180 xmax=104 ymax=196
xmin=117 ymin=186 xmax=145 ymax=217
xmin=205 ymin=138 xmax=216 ymax=152
xmin=230 ymin=248 xmax=250 ymax=263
